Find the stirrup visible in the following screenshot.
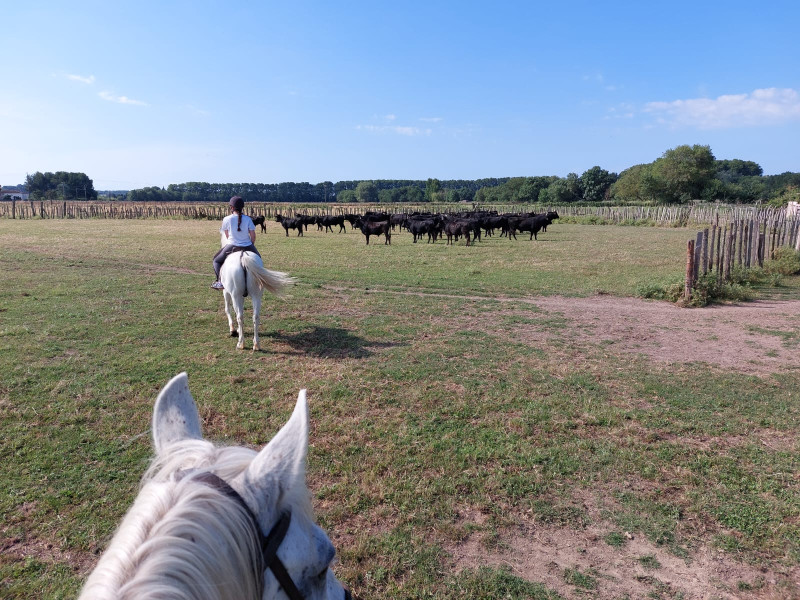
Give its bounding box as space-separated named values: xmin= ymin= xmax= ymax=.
xmin=211 ymin=281 xmax=224 ymax=290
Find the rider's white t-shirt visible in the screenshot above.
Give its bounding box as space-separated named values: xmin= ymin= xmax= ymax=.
xmin=220 ymin=214 xmax=255 ymax=247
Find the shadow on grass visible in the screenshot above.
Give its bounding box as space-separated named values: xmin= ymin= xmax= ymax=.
xmin=265 ymin=326 xmax=401 ymax=358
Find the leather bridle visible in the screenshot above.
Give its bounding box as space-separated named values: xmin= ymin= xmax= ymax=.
xmin=181 ymin=471 xmax=351 ymax=600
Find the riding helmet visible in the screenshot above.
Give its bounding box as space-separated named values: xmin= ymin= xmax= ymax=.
xmin=229 ymin=196 xmax=245 ymax=211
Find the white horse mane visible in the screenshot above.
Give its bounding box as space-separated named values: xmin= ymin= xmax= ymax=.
xmin=79 ymin=374 xmax=344 ymax=600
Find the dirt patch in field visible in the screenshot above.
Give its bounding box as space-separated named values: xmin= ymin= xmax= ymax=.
xmin=449 ymin=522 xmax=798 ymax=599
xmin=0 ymin=529 xmax=98 ymax=577
xmin=517 ymin=296 xmax=800 ymax=376
xmin=349 ymin=286 xmax=800 ymax=375
xmin=446 ymin=492 xmax=799 ymax=600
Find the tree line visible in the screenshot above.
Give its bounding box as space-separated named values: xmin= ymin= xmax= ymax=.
xmin=16 ymin=145 xmax=800 ymax=206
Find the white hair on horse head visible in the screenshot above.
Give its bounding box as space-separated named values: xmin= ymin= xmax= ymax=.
xmin=79 ymin=373 xmax=350 ymax=600
xmin=221 ymin=251 xmax=296 ymax=351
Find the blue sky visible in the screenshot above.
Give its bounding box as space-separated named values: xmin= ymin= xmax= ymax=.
xmin=2 ymin=1 xmax=798 ymax=190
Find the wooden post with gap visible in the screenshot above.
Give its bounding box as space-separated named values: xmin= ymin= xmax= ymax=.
xmin=685 ymin=239 xmax=695 ymax=300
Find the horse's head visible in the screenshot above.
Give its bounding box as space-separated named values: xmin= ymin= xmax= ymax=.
xmin=80 ymin=373 xmax=350 ymax=600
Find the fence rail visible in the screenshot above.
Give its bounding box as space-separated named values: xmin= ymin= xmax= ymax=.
xmin=0 ymin=199 xmax=794 ymax=226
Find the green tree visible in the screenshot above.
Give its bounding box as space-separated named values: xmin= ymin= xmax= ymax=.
xmin=610 ymin=164 xmax=651 ymax=202
xmin=540 ymin=173 xmax=581 ymax=203
xmin=425 ymin=178 xmax=441 ymax=202
xmin=355 ymin=181 xmax=378 ymax=203
xmin=25 ymin=171 xmax=97 ymax=200
xmin=650 ymin=144 xmax=716 ymax=203
xmin=715 ymin=159 xmax=763 ymax=183
xmin=579 ymin=166 xmax=617 ymax=202
xmin=337 ymin=189 xmax=357 ymax=203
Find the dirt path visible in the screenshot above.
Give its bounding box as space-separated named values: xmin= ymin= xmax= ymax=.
xmin=347 ymin=285 xmax=800 ymax=376
xmin=525 ymin=295 xmax=800 ymax=376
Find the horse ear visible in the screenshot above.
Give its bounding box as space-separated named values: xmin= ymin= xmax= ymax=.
xmin=152 ymin=373 xmax=203 ymax=454
xmin=241 ymin=390 xmax=309 ymax=518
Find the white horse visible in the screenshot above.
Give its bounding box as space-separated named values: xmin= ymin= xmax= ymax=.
xmin=220 ymin=251 xmax=294 ymax=351
xmin=79 ymin=372 xmax=352 ymax=600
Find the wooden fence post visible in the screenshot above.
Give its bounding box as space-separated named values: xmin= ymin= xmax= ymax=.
xmin=795 ymin=221 xmax=800 ymax=251
xmin=709 ymin=225 xmax=716 ymax=272
xmin=702 ymin=228 xmax=709 ymax=275
xmin=739 ymin=221 xmax=745 ymax=266
xmin=744 ymin=221 xmax=751 ymax=268
xmin=694 ymin=231 xmax=703 ymax=281
xmin=685 ymin=239 xmax=695 ymax=300
xmin=724 ymin=230 xmax=733 ymax=282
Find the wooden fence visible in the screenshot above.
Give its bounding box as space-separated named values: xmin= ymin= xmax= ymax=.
xmin=0 ymin=199 xmax=794 ymax=227
xmin=683 ymin=212 xmax=800 ymax=300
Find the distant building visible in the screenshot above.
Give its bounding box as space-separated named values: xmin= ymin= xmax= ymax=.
xmin=1 ymin=188 xmax=29 ymax=201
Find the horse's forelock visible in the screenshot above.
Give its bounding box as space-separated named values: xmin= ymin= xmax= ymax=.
xmin=82 ymin=462 xmax=264 ymax=600
xmin=143 ymin=440 xmax=257 ymax=486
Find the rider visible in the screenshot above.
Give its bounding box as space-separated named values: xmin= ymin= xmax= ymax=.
xmin=211 ymin=196 xmax=261 ymax=290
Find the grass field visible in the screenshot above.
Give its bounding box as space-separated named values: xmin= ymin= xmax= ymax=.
xmin=1 ymin=219 xmax=798 ymax=599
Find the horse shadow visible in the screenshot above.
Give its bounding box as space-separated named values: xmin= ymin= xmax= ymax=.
xmin=264 ymin=326 xmax=400 ymax=359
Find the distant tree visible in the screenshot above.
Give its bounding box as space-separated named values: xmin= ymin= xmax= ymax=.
xmin=336 ymin=189 xmax=357 ymax=203
xmin=764 ymin=172 xmax=800 ymax=203
xmin=540 ymin=173 xmax=581 ymax=203
xmin=610 ymin=164 xmax=651 ymax=202
xmin=650 ymin=144 xmax=716 ymax=203
xmin=445 ymin=189 xmax=463 ymax=202
xmin=355 ymin=181 xmax=378 ymax=203
xmin=517 ymin=176 xmax=557 ymax=202
xmin=425 ymin=178 xmax=441 ymax=202
xmin=715 ymin=159 xmax=763 ymax=183
xmin=731 ymin=176 xmax=766 ymax=203
xmin=26 ymin=171 xmax=97 ymax=200
xmin=403 ymin=185 xmax=425 ymax=203
xmin=579 ymin=166 xmax=617 ymax=202
xmin=767 ymin=184 xmax=800 ymax=207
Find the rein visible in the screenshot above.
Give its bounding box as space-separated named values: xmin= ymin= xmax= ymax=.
xmin=180 ymin=471 xmax=305 ymax=600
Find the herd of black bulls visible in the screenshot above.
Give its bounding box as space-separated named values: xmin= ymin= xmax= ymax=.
xmin=273 ymin=210 xmax=559 ymax=246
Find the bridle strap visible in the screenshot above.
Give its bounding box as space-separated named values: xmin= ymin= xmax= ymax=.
xmin=262 ymin=513 xmax=304 ymax=600
xmin=179 ymin=471 xmax=305 ymax=600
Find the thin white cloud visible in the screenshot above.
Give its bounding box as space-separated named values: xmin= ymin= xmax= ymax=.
xmin=419 ymin=117 xmax=443 ymax=123
xmin=65 ymin=73 xmax=95 ymax=84
xmin=605 ymin=103 xmax=635 ymax=120
xmin=584 ymin=72 xmax=618 ymax=92
xmin=644 ymin=87 xmax=800 ymax=129
xmin=357 ymin=124 xmax=431 ymax=136
xmin=384 ymin=114 xmax=397 ymax=121
xmin=99 ymin=91 xmax=148 ymax=106
xmin=185 ymin=104 xmax=210 ymax=117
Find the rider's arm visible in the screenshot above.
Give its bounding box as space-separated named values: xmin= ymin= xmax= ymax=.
xmin=249 ymin=230 xmax=256 ymax=244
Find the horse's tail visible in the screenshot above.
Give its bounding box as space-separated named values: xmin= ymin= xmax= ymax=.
xmin=241 ymin=252 xmax=296 ymax=296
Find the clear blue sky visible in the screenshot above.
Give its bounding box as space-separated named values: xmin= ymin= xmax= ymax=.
xmin=2 ymin=1 xmax=798 ymax=190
